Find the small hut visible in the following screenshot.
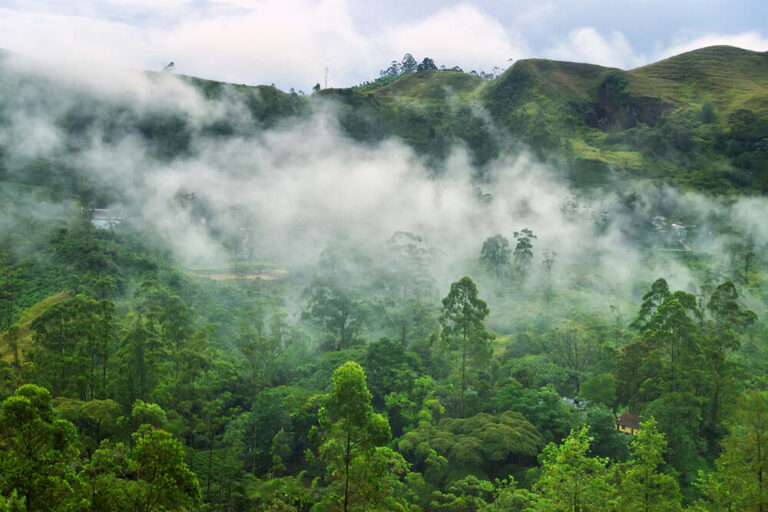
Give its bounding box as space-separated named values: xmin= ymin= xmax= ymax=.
xmin=617 ymin=413 xmax=641 ymax=435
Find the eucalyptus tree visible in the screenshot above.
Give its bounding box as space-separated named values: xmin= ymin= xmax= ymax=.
xmin=513 ymin=229 xmax=537 ymax=284
xmin=618 ymin=418 xmax=682 ymax=512
xmin=315 ymin=362 xmax=408 ymax=511
xmin=534 ymin=427 xmax=616 ymax=511
xmin=439 ymin=276 xmax=493 ymax=417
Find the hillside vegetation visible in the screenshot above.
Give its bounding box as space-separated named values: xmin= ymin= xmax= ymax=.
xmin=337 ymin=46 xmax=768 ymax=189
xmin=1 ymin=44 xmax=768 ymax=512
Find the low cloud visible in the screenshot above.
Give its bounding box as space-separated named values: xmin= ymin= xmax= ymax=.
xmin=0 ymin=1 xmax=523 ymax=90
xmin=543 ymin=27 xmax=646 ymax=69
xmin=2 ymin=56 xmax=763 ymax=315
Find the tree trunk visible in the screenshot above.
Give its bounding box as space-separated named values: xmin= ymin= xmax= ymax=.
xmin=207 ymin=435 xmax=214 ymax=502
xmin=461 ymin=329 xmax=467 ymax=418
xmin=759 ymin=430 xmax=764 ymax=512
xmin=343 ymin=413 xmax=352 ymax=512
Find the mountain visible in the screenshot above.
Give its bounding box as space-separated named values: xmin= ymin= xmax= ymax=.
xmin=1 ymin=45 xmax=766 ymax=194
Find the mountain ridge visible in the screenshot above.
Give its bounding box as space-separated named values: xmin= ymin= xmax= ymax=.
xmin=1 ymin=44 xmax=766 ymax=192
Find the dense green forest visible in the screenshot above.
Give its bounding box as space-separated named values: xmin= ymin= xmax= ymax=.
xmin=1 ymin=46 xmax=768 ymax=511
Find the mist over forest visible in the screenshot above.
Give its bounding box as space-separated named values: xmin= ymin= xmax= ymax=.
xmin=1 ymin=39 xmax=768 ymax=512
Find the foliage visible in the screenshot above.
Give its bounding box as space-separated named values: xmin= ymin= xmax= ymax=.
xmin=618 ymin=418 xmax=682 ymax=511
xmin=2 ymin=47 xmax=768 ymax=509
xmin=533 ymin=427 xmax=615 ymax=512
xmin=481 ymin=235 xmax=511 ymax=278
xmin=0 ymin=385 xmax=81 ymax=512
xmin=440 ymin=277 xmax=493 ymax=417
xmin=314 ymin=361 xmax=408 ymax=511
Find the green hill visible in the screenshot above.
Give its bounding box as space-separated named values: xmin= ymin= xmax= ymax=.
xmin=475 ymin=45 xmax=768 ymax=189
xmin=0 ymin=45 xmax=766 ymax=193
xmin=631 ymin=45 xmax=768 ymax=111
xmin=340 ymin=45 xmax=768 ymax=190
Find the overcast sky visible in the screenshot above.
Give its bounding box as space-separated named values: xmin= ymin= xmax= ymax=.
xmin=1 ymin=0 xmax=766 ymax=90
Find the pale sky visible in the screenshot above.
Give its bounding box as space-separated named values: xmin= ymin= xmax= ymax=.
xmin=1 ymin=0 xmax=766 ymax=90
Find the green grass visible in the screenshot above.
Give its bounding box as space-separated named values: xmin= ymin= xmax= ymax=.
xmin=1 ymin=291 xmax=70 ymax=362
xmin=629 ymin=46 xmax=768 ymax=113
xmin=569 ymin=139 xmax=643 ymax=170
xmin=366 ymin=70 xmax=486 ymax=105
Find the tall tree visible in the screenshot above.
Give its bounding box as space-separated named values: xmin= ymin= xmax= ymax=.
xmin=542 ymin=250 xmax=557 ymax=308
xmin=303 ymin=282 xmax=367 ymax=351
xmin=380 ymin=231 xmax=438 ymax=346
xmin=315 ymin=361 xmax=406 ymax=512
xmin=480 ymin=234 xmax=511 ymax=278
xmin=30 ymin=294 xmax=113 ymax=400
xmin=237 ymin=309 xmax=288 ymax=393
xmin=631 ymin=278 xmax=671 ymax=331
xmin=618 ymin=417 xmax=682 ymax=512
xmin=416 ymin=57 xmax=438 ymax=71
xmin=400 ymin=53 xmax=417 ymax=74
xmin=534 ymin=427 xmax=616 ymax=512
xmin=642 ymin=291 xmax=700 ymax=366
xmin=547 ymin=321 xmax=600 ymax=396
xmin=131 ymin=426 xmax=201 ymax=511
xmin=699 ymin=392 xmax=768 ymax=511
xmin=513 ymin=229 xmax=537 ymax=284
xmin=0 ymin=385 xmax=81 ymax=512
xmin=700 ymin=281 xmax=756 ymax=451
xmin=439 ymin=277 xmax=493 ymax=417
xmin=729 ymin=234 xmax=757 ymax=287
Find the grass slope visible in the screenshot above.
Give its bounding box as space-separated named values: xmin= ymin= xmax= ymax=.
xmin=367 ymin=70 xmax=486 ymax=105
xmin=481 ymin=46 xmax=768 ymax=189
xmin=0 ymin=291 xmax=70 ymax=363
xmin=631 ymin=45 xmax=768 ymax=114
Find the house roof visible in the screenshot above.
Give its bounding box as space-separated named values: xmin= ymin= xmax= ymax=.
xmin=617 ymin=413 xmax=641 ymax=429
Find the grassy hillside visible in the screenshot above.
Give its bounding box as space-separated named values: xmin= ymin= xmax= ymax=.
xmin=0 ymin=291 xmax=70 ymax=363
xmin=480 ymin=46 xmax=768 ymax=189
xmin=631 ymin=45 xmax=768 ymax=113
xmin=368 ymin=70 xmax=485 ymax=105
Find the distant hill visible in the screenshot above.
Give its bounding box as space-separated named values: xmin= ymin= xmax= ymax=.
xmin=476 ymin=46 xmax=768 ymax=188
xmin=0 ymin=45 xmax=766 ymax=193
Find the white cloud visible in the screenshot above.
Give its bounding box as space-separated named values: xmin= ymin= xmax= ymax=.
xmin=544 ymin=27 xmax=646 ymax=69
xmin=0 ymin=9 xmax=156 ymax=68
xmin=157 ymin=0 xmax=373 ymax=88
xmin=2 ymin=1 xmax=765 ymax=89
xmin=379 ymin=4 xmax=529 ymax=72
xmin=0 ymin=1 xmax=372 ymax=89
xmin=656 ymin=30 xmax=768 ymax=60
xmin=0 ymin=0 xmax=527 ymax=89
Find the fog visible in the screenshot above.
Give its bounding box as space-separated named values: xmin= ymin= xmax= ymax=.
xmin=1 ymin=52 xmax=765 ymax=329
